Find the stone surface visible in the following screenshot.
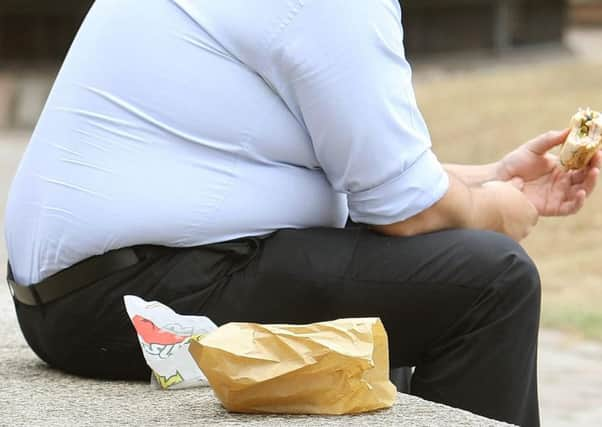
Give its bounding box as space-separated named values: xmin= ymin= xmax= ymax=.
xmin=0 ymin=348 xmax=513 ymax=427
xmin=538 ymin=331 xmax=602 ymax=427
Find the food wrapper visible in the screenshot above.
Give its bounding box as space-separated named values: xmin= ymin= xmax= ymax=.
xmin=123 ymin=295 xmax=217 ymax=390
xmin=189 ymin=318 xmax=397 ymax=415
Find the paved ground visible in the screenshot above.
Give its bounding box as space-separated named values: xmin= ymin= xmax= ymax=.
xmin=1 ymin=86 xmax=602 ymax=425
xmin=539 ymin=331 xmax=602 ymax=426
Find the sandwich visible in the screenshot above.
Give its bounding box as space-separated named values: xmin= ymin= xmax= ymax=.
xmin=559 ymin=108 xmax=602 ymax=170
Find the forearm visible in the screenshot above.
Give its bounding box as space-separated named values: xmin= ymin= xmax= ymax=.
xmin=443 ymin=163 xmax=500 ymax=187
xmin=373 ymin=172 xmax=502 ymax=237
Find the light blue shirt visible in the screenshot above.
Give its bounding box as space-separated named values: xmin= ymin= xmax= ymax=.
xmin=5 ymin=0 xmax=449 ymax=285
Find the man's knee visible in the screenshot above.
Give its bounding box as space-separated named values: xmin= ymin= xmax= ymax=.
xmin=509 ymin=245 xmax=541 ymax=305
xmin=496 ymin=234 xmax=539 ymax=304
xmin=469 ymin=230 xmax=541 ymax=318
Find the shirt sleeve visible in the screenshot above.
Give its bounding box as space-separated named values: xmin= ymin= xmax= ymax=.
xmin=263 ymin=0 xmax=449 ymax=225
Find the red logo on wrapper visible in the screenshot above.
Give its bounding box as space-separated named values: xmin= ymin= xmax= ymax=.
xmin=132 ymin=315 xmax=189 ymax=359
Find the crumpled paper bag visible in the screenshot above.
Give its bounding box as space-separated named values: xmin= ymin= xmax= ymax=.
xmin=189 ymin=318 xmax=397 ymax=414
xmin=123 ymin=295 xmax=217 ymax=389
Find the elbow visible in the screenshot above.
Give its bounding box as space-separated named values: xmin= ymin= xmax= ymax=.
xmin=369 ymin=183 xmax=461 ymax=238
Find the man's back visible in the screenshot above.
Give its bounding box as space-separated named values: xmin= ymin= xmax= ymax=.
xmin=5 ymin=0 xmax=352 ymax=284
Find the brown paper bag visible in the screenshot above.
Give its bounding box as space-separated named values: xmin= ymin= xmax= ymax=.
xmin=188 ymin=318 xmax=397 ymax=415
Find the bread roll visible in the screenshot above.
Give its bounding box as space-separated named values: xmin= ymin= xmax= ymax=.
xmin=559 ymin=108 xmax=602 ymax=170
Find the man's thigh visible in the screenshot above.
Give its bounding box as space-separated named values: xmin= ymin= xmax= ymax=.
xmin=200 ymin=227 xmax=530 ymax=367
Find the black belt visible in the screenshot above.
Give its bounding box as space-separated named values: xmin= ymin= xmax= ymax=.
xmin=7 ymin=248 xmax=142 ymax=306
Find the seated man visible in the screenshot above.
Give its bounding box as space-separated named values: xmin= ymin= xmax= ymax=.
xmin=5 ymin=1 xmax=600 ymax=426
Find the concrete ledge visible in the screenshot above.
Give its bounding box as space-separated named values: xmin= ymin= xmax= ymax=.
xmin=1 ymin=345 xmax=515 ymax=427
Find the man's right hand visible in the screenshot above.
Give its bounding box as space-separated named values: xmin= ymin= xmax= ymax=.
xmin=479 ymin=181 xmax=539 ymax=241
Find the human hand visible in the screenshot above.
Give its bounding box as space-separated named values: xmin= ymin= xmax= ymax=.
xmin=497 ymin=130 xmax=601 ymax=217
xmin=480 ymin=181 xmax=539 ymax=241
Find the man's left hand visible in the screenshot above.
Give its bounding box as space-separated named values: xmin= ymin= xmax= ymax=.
xmin=497 ymin=129 xmax=601 ymax=217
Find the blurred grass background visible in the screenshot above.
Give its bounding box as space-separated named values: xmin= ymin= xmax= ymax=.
xmin=414 ymin=61 xmax=602 ymax=340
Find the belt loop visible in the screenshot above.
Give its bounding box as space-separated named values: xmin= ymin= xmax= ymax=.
xmin=31 ymin=286 xmax=44 ymax=307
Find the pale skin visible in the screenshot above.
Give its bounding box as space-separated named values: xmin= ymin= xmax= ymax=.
xmin=375 ymin=129 xmax=602 ymax=241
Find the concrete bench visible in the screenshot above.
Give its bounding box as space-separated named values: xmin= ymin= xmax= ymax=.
xmin=2 ymin=344 xmax=515 ymax=426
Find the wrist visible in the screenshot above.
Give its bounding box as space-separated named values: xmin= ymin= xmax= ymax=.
xmin=469 ymin=185 xmax=504 ymax=233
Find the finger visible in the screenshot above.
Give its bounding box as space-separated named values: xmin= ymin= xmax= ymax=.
xmin=559 ymin=190 xmax=586 ymax=216
xmin=570 ymin=165 xmax=600 ymax=194
xmin=584 ymin=167 xmax=600 ymax=195
xmin=526 ymin=129 xmax=570 ymax=155
xmin=570 ymin=155 xmax=601 ymax=184
xmin=575 ymin=167 xmax=600 ymax=196
xmin=570 ymin=167 xmax=589 ymax=185
xmin=574 ymin=190 xmax=587 ymax=213
xmin=510 ymin=177 xmax=524 ymax=190
xmin=590 ymin=150 xmax=602 ymax=169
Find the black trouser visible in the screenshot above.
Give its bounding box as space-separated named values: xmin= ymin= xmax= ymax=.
xmin=13 ymin=227 xmax=541 ymax=427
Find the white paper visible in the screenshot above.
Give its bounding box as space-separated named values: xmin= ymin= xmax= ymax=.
xmin=123 ymin=295 xmax=217 ymax=390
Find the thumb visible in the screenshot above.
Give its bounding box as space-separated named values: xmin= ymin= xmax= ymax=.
xmin=510 ymin=177 xmax=524 ymax=190
xmin=526 ymin=129 xmax=570 ymax=155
